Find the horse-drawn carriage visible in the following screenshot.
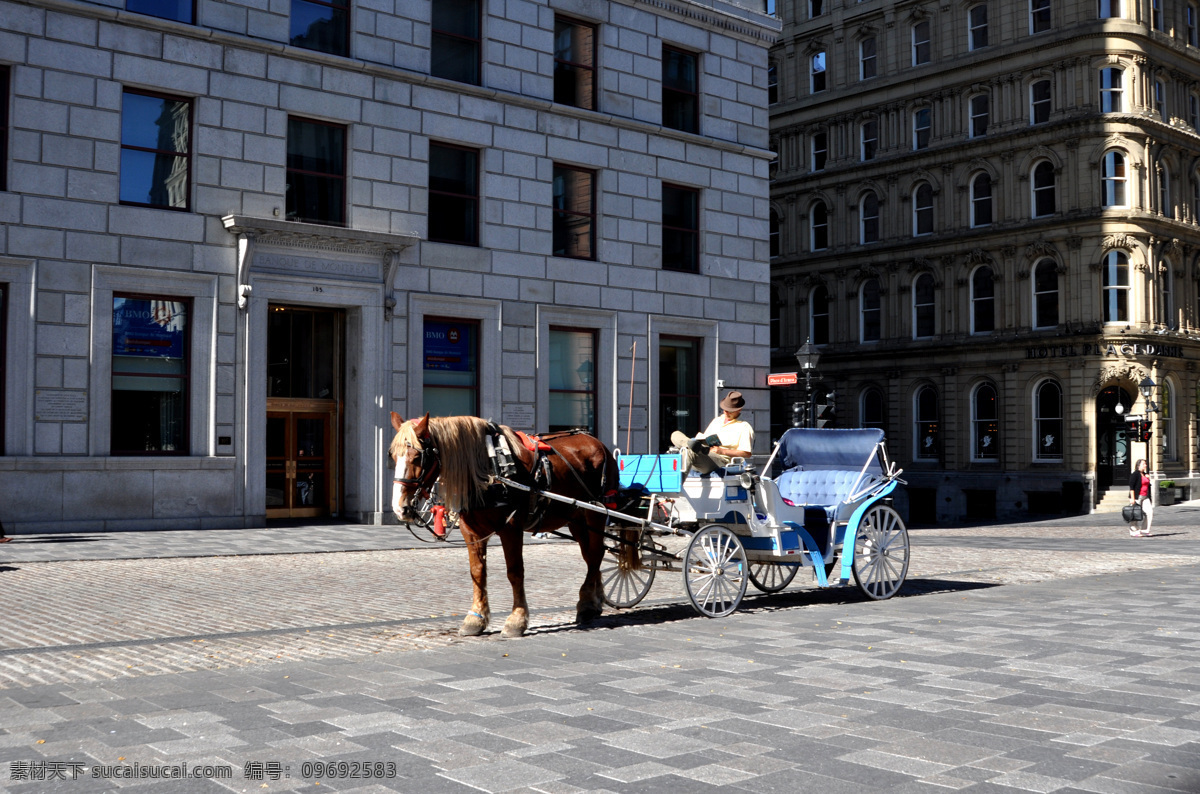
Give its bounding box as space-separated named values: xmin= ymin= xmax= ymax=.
xmin=390 ymin=413 xmax=909 ymax=637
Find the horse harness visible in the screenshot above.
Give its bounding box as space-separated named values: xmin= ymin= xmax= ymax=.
xmin=485 ymin=424 xmax=604 ymax=531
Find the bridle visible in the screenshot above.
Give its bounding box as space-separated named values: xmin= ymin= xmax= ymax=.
xmin=394 ymin=436 xmax=441 ymax=503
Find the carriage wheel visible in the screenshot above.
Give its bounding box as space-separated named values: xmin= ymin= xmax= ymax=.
xmin=600 ymin=549 xmax=656 ymax=609
xmin=683 ymin=525 xmax=748 ymax=618
xmin=851 ymin=504 xmax=910 ymax=600
xmin=748 ymin=563 xmax=799 ymax=593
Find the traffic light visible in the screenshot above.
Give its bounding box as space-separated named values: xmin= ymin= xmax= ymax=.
xmin=1141 ymin=420 xmax=1153 ymax=443
xmin=815 ymin=395 xmax=836 ymax=429
xmin=791 ymin=401 xmax=804 ymax=428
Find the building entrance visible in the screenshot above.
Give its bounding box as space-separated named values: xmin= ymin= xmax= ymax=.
xmin=265 ymin=306 xmax=343 ymax=519
xmin=1096 ymin=386 xmax=1133 ymax=494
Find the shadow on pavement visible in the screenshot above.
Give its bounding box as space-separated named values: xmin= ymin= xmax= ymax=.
xmin=14 ymin=535 xmax=103 ymax=544
xmin=0 ymin=566 xmax=19 ymax=573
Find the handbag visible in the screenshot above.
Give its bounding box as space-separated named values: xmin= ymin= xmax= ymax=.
xmin=1122 ymin=504 xmax=1144 ymax=523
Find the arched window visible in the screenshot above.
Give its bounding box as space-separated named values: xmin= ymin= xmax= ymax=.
xmin=810 ymin=284 xmax=830 ymax=345
xmin=769 ymin=209 xmax=780 ymax=259
xmin=1032 ymin=161 xmax=1056 ymax=217
xmin=767 ymin=61 xmax=778 ymax=105
xmin=1162 ymin=381 xmax=1175 ymax=460
xmin=1159 ymin=165 xmax=1172 ymax=218
xmin=1033 ymin=258 xmax=1059 ymax=329
xmin=861 ymin=387 xmax=886 ymax=431
xmin=1101 ymin=250 xmax=1129 ymax=323
xmin=914 ymin=386 xmax=939 ymax=460
xmin=913 ymin=273 xmax=936 ymax=338
xmin=913 ymin=108 xmax=931 ymax=150
xmin=971 ymin=266 xmax=995 ymax=333
xmin=1030 ymin=0 xmax=1051 ymax=33
xmin=1033 ymin=380 xmax=1063 ymax=461
xmin=968 ymin=4 xmax=989 ymax=49
xmin=860 ymin=278 xmax=881 ymax=342
xmin=1099 ymin=0 xmax=1121 ymax=18
xmin=1099 ymin=67 xmax=1123 ymax=112
xmin=1102 ymin=151 xmax=1127 ymax=207
xmin=810 ymin=200 xmax=828 ymax=250
xmin=971 ymin=172 xmax=992 ymax=227
xmin=972 ymin=383 xmax=999 ymax=460
xmin=913 ymin=182 xmax=933 ymax=235
xmin=969 ymin=94 xmax=989 ymax=138
xmin=1030 ymin=79 xmax=1051 ymax=124
xmin=860 ymin=191 xmax=879 ymax=243
xmin=811 ymin=51 xmax=826 ymax=93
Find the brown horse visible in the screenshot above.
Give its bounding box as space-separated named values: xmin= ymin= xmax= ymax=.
xmin=389 ymin=412 xmax=626 ymax=638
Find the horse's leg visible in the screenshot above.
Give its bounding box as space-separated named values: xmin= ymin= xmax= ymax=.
xmin=459 ymin=520 xmax=490 ymax=636
xmin=497 ymin=528 xmax=529 ymax=638
xmin=569 ymin=514 xmax=607 ymax=624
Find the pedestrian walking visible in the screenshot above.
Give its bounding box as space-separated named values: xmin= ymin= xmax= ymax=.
xmin=1128 ymin=458 xmax=1154 ymax=537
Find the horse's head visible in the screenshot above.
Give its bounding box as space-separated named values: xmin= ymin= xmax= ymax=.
xmin=389 ymin=411 xmax=439 ymax=523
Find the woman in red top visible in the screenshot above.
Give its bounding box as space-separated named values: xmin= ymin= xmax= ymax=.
xmin=1127 ymin=458 xmax=1153 ymax=537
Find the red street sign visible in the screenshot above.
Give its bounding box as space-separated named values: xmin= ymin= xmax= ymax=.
xmin=767 ymin=372 xmax=798 ymax=386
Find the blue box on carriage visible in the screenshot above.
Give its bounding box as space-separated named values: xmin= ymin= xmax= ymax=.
xmin=617 ymin=453 xmax=684 ymax=493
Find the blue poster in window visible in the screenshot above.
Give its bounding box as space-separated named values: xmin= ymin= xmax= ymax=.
xmin=424 ymin=321 xmax=471 ymax=372
xmin=113 ymin=298 xmax=186 ymax=358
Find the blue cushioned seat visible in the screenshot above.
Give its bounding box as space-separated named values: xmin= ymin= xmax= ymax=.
xmin=776 ymin=469 xmax=878 ymax=522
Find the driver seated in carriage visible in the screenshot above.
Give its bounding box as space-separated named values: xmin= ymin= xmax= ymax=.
xmin=670 ymin=391 xmax=754 ymax=476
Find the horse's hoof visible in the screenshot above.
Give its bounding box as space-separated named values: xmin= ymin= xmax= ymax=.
xmin=501 ymin=618 xmax=527 ymax=638
xmin=459 ymin=617 xmax=487 ymax=637
xmin=576 ymin=607 xmax=602 ymax=625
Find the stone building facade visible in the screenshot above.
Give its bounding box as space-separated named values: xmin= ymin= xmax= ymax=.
xmin=770 ymin=0 xmax=1200 ymax=521
xmin=0 ymin=0 xmax=777 ymax=531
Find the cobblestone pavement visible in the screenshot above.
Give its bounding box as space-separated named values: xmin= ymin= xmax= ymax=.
xmin=2 ymin=507 xmax=1200 ymax=792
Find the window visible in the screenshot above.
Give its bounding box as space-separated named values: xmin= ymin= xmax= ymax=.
xmin=120 ymin=90 xmax=191 ymax=211
xmin=428 ymin=142 xmax=479 ymax=245
xmin=554 ymin=17 xmax=597 ymax=111
xmin=1100 ymin=67 xmax=1123 ymax=112
xmin=912 ymin=21 xmax=931 ymax=65
xmin=915 ymin=386 xmax=940 ymax=461
xmin=1031 ymin=79 xmax=1051 ymax=124
xmin=1159 ymin=165 xmax=1171 ymax=218
xmin=1102 ymin=151 xmax=1127 ymax=207
xmin=767 ymin=62 xmax=778 ymax=105
xmin=913 ymin=182 xmax=933 ymax=235
xmin=662 ymin=183 xmax=699 ymax=273
xmin=972 ymin=383 xmax=999 ymax=460
xmin=1033 ymin=380 xmax=1063 ymax=460
xmin=1033 ymin=258 xmax=1059 ymax=328
xmin=971 ymin=266 xmax=995 ymax=334
xmin=1161 ymin=264 xmax=1175 ymax=326
xmin=811 ymin=131 xmax=827 ymax=171
xmin=913 ymin=273 xmax=936 ymax=338
xmin=1155 ymin=79 xmax=1167 ymax=121
xmin=860 ymin=191 xmax=879 ymax=244
xmin=290 ymin=0 xmax=348 ymax=56
xmin=549 ymin=328 xmax=596 ymax=434
xmin=861 ymin=388 xmax=886 ymax=432
xmin=285 ymin=117 xmax=344 ymax=225
xmin=127 ymin=0 xmax=193 ymax=24
xmin=1030 ymin=0 xmax=1051 ymax=33
xmin=769 ymin=209 xmax=780 ymax=259
xmin=662 ymin=46 xmax=699 ymax=134
xmin=659 ymin=336 xmax=699 ymax=451
xmin=861 ymin=118 xmax=878 ymax=161
xmin=971 ymin=172 xmax=993 ymax=227
xmin=1101 ymin=250 xmax=1130 ymax=323
xmin=1193 ymin=176 xmax=1200 ymax=222
xmin=770 ymin=288 xmax=781 ymax=348
xmin=860 ymin=37 xmax=877 ymax=80
xmin=1190 ymin=94 xmax=1199 ymax=130
xmin=1189 ymin=4 xmax=1198 ymax=45
xmin=913 ymin=108 xmax=931 ymax=150
xmin=1151 ymin=0 xmax=1163 ymax=30
xmin=432 ymin=0 xmax=480 ymax=84
xmin=810 ymin=0 xmax=824 ymax=17
xmin=810 ymin=285 xmax=830 ymax=344
xmin=1032 ymin=161 xmax=1056 ymax=217
xmin=0 ymin=66 xmax=7 ymax=192
xmin=860 ymin=278 xmax=881 ymax=342
xmin=423 ymin=318 xmax=479 ymax=416
xmin=969 ymin=4 xmax=989 ymax=49
xmin=810 ymin=200 xmax=829 ymax=250
xmin=969 ymin=94 xmax=989 ymax=138
xmin=111 ymin=295 xmax=190 ymax=454
xmin=552 ymin=165 xmax=595 ymax=260
xmin=1161 ymin=381 xmax=1175 ymax=459
xmin=1099 ymin=0 xmax=1121 ymax=17
xmin=811 ymin=52 xmax=827 ymax=93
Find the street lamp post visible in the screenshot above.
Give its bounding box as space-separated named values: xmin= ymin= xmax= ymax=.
xmin=793 ymin=338 xmax=821 ymax=428
xmin=1139 ymin=375 xmax=1158 ymax=476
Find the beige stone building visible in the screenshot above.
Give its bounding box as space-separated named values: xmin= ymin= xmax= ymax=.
xmin=769 ymin=0 xmax=1200 ymax=521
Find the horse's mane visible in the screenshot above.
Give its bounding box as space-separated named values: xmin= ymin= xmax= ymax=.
xmin=394 ymin=416 xmax=520 ymax=512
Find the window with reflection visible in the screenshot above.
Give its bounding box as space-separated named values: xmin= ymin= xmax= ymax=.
xmin=1101 ymin=250 xmax=1130 ymax=323
xmin=662 ymin=46 xmax=699 ymax=134
xmin=860 ymin=37 xmax=877 ymax=80
xmin=1189 ymin=4 xmax=1198 ymax=45
xmin=432 ymin=0 xmax=480 ymax=84
xmin=1161 ymin=381 xmax=1175 ymax=459
xmin=1155 ymin=79 xmax=1167 ymax=120
xmin=552 ymin=164 xmax=595 ymax=260
xmin=1159 ymin=165 xmax=1172 ymax=218
xmin=659 ymin=336 xmax=699 ymax=451
xmin=915 ymin=386 xmax=939 ymax=461
xmin=128 ymin=0 xmax=193 ymax=24
xmin=1034 ymin=380 xmax=1063 ymax=460
xmin=549 ymin=328 xmax=596 ymax=434
xmin=1031 ymin=79 xmax=1051 ymax=123
xmin=290 ymin=0 xmax=348 ymax=56
xmin=912 ymin=21 xmax=931 ymax=65
xmin=860 ymin=278 xmax=881 ymax=342
xmin=969 ymin=4 xmax=989 ymax=49
xmin=662 ymin=183 xmax=700 ymax=272
xmin=1033 ymin=259 xmax=1059 ymax=328
xmin=971 ymin=266 xmax=995 ymax=334
xmin=1099 ymin=0 xmax=1121 ymax=17
xmin=811 ymin=52 xmax=826 ymax=93
xmin=120 ymin=90 xmax=191 ymax=210
xmin=767 ymin=62 xmax=778 ymax=105
xmin=913 ymin=273 xmax=935 ymax=338
xmin=112 ymin=295 xmax=189 ymax=454
xmin=861 ymin=118 xmax=878 ymax=160
xmin=811 ymin=131 xmax=827 ymax=171
xmin=428 ymin=143 xmax=478 ymax=245
xmin=972 ymin=383 xmax=999 ymax=460
xmin=1100 ymin=67 xmax=1123 ymax=112
xmin=286 ymin=117 xmax=345 ymax=225
xmin=913 ymin=108 xmax=931 ymax=150
xmin=969 ymin=94 xmax=989 ymax=137
xmin=1030 ymin=0 xmax=1051 ymax=32
xmin=1102 ymin=151 xmax=1127 ymax=207
xmin=423 ymin=318 xmax=479 ymax=416
xmin=1161 ymin=264 xmax=1175 ymax=327
xmin=554 ymin=17 xmax=596 ymax=111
